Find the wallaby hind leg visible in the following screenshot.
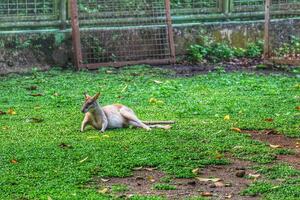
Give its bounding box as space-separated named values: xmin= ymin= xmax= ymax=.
xmin=128 ymin=120 xmax=151 ymax=131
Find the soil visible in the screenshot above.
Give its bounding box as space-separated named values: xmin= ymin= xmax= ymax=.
xmin=88 ymin=160 xmax=259 ymax=200
xmin=0 ymin=49 xmax=50 ymax=75
xmin=241 ymin=130 xmax=300 ymax=169
xmin=157 ymin=58 xmax=297 ymax=77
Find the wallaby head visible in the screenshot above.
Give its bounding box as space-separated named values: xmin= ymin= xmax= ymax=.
xmin=81 ymin=92 xmax=100 ymax=113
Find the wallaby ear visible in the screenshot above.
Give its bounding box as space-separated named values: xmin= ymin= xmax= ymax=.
xmin=93 ymin=93 xmax=100 ymax=101
xmin=84 ymin=92 xmax=91 ymax=100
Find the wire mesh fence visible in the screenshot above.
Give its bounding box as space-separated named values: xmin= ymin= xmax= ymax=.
xmin=266 ymin=0 xmax=300 ymax=64
xmin=0 ymin=0 xmax=59 ymax=21
xmin=171 ymin=0 xmax=222 ymax=15
xmin=73 ymin=0 xmax=174 ymax=68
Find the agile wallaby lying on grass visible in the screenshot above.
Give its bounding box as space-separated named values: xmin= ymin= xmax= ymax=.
xmin=81 ymin=93 xmax=174 ymax=133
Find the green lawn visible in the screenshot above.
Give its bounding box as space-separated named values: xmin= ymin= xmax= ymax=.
xmin=0 ymin=66 xmax=299 ymax=199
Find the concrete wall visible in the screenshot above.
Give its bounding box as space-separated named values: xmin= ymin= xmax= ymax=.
xmin=0 ymin=19 xmax=299 ymax=74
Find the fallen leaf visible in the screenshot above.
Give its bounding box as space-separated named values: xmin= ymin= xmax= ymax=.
xmin=11 ymin=159 xmax=17 ymax=164
xmin=0 ymin=110 xmax=6 ymax=115
xmin=154 ymin=80 xmax=163 ymax=84
xmin=133 ymin=166 xmax=143 ymax=171
xmin=214 ymin=181 xmax=225 ymax=187
xmin=149 ymin=98 xmax=164 ymax=104
xmin=26 ymin=117 xmax=44 ymax=123
xmin=215 ymin=152 xmax=223 ymax=159
xmin=264 ymin=118 xmax=274 ymax=122
xmin=296 ymin=106 xmax=300 ymax=111
xmin=98 ymin=187 xmax=109 ymax=194
xmin=31 ymin=93 xmax=43 ymax=97
xmin=196 ymin=177 xmax=222 ymax=182
xmin=231 ymin=127 xmax=242 ymax=133
xmin=248 ymin=173 xmax=261 ymax=179
xmin=192 ymin=168 xmax=201 ymax=175
xmin=147 ymin=175 xmax=156 ymax=182
xmin=7 ymin=108 xmax=16 ymax=115
xmin=79 ymin=157 xmax=88 ymax=163
xmin=59 ymin=143 xmax=72 ymax=149
xmin=106 ymin=70 xmax=113 ymax=74
xmin=87 ymin=136 xmax=101 ymax=140
xmin=225 ymin=194 xmax=233 ymax=199
xmin=121 ymin=85 xmax=128 ymax=93
xmin=269 ymin=144 xmax=282 ymax=149
xmin=26 ymin=85 xmax=38 ymax=90
xmin=100 ymin=178 xmax=110 ymax=182
xmin=145 ymin=167 xmax=156 ymax=171
xmin=201 ymin=192 xmax=213 ymax=197
xmin=224 ymin=115 xmax=230 ymax=121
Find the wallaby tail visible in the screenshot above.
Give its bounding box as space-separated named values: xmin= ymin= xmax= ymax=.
xmin=142 ymin=121 xmax=175 ymax=125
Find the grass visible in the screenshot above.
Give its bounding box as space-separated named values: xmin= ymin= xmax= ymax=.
xmin=0 ymin=66 xmax=299 ymax=199
xmin=153 ymin=183 xmax=176 ymax=190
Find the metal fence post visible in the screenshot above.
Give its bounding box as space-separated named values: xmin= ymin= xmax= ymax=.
xmin=70 ymin=0 xmax=83 ymax=69
xmin=264 ymin=0 xmax=271 ymax=59
xmin=223 ymin=0 xmax=230 ymax=14
xmin=164 ymin=0 xmax=176 ymax=64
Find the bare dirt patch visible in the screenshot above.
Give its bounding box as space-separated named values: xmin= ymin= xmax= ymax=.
xmin=88 ymin=160 xmax=259 ymax=200
xmin=157 ymin=58 xmax=296 ymax=77
xmin=0 ymin=49 xmax=50 ymax=75
xmin=242 ymin=130 xmax=300 ymax=169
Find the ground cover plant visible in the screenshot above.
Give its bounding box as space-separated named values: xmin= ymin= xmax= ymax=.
xmin=0 ymin=66 xmax=299 ymax=199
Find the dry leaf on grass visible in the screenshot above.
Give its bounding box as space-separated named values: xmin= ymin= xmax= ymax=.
xmin=225 ymin=194 xmax=233 ymax=199
xmin=145 ymin=167 xmax=156 ymax=171
xmin=149 ymin=98 xmax=164 ymax=104
xmin=224 ymin=115 xmax=230 ymax=121
xmin=100 ymin=178 xmax=110 ymax=182
xmin=196 ymin=177 xmax=222 ymax=182
xmin=26 ymin=117 xmax=44 ymax=123
xmin=26 ymin=85 xmax=38 ymax=90
xmin=214 ymin=181 xmax=225 ymax=187
xmin=11 ymin=159 xmax=17 ymax=164
xmin=269 ymin=144 xmax=282 ymax=149
xmin=231 ymin=127 xmax=242 ymax=133
xmin=98 ymin=188 xmax=109 ymax=194
xmin=248 ymin=173 xmax=261 ymax=179
xmin=296 ymin=106 xmax=300 ymax=111
xmin=147 ymin=175 xmax=156 ymax=182
xmin=7 ymin=108 xmax=16 ymax=115
xmin=264 ymin=118 xmax=274 ymax=122
xmin=201 ymin=192 xmax=213 ymax=197
xmin=192 ymin=168 xmax=201 ymax=175
xmin=30 ymin=93 xmax=43 ymax=97
xmin=79 ymin=157 xmax=88 ymax=163
xmin=133 ymin=166 xmax=143 ymax=171
xmin=154 ymin=80 xmax=163 ymax=84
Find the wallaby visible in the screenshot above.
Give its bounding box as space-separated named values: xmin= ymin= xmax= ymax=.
xmin=81 ymin=93 xmax=174 ymax=133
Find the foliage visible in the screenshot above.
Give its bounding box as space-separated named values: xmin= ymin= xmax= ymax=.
xmin=275 ymin=36 xmax=300 ymax=57
xmin=153 ymin=183 xmax=176 ymax=190
xmin=188 ymin=33 xmax=264 ymax=63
